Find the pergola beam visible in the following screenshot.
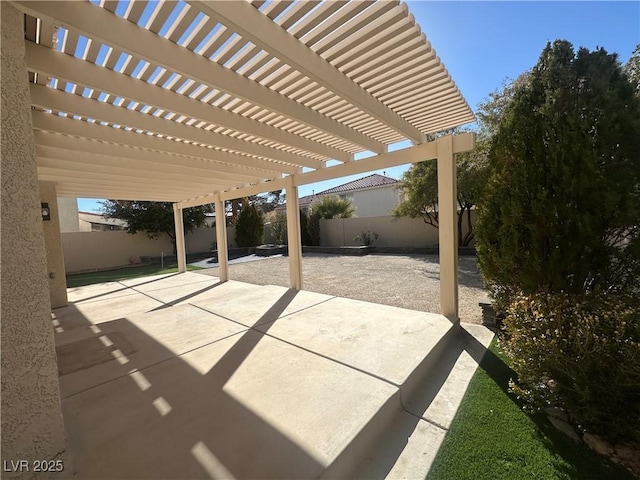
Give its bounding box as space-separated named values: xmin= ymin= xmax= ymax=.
xmin=179 ymin=133 xmax=476 ymax=208
xmin=37 ymin=177 xmax=206 ymax=200
xmin=190 ymin=0 xmax=426 ymax=145
xmin=36 ymin=163 xmax=230 ymax=190
xmin=31 ymin=111 xmax=294 ymax=177
xmin=32 ymin=112 xmax=284 ymax=180
xmin=24 ymin=42 xmax=350 ymax=163
xmin=29 ymin=83 xmax=320 ymax=170
xmin=54 ymin=185 xmax=183 ymax=202
xmin=16 ymin=1 xmax=384 ymax=153
xmin=36 ymin=156 xmax=244 ymax=189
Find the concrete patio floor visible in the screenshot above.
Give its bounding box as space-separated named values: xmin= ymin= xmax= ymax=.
xmin=53 ymin=272 xmax=493 ymax=479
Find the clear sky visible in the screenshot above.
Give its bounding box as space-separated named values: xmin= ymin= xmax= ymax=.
xmin=77 ymin=1 xmax=639 ymax=212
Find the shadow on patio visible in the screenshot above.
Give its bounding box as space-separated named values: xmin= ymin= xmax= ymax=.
xmin=52 ymin=272 xmax=494 ymax=479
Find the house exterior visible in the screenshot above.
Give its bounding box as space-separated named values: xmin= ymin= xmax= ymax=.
xmin=277 ymin=173 xmax=401 ymax=217
xmin=78 ymin=212 xmax=127 ymax=232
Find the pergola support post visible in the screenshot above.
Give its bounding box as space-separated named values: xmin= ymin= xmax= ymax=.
xmin=285 ymin=175 xmax=303 ymax=290
xmin=437 ymin=135 xmax=459 ymax=322
xmin=214 ymin=194 xmax=229 ymax=282
xmin=173 ymin=203 xmax=186 ymax=273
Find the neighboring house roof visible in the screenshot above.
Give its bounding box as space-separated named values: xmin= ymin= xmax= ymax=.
xmin=298 ymin=195 xmax=317 ymax=208
xmin=275 ymin=174 xmax=399 ymax=212
xmin=317 ymin=174 xmax=398 ymax=195
xmin=274 ymin=194 xmax=316 ymax=212
xmin=79 ymin=211 xmax=127 ymax=228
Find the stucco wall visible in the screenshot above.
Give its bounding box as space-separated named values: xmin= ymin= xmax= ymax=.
xmin=57 ymin=196 xmax=80 ymax=232
xmin=1 ymin=2 xmax=65 ymax=471
xmin=320 ymin=212 xmax=477 ymax=247
xmin=350 ymin=186 xmax=400 ymax=217
xmin=62 ymin=226 xmax=237 ymax=273
xmin=40 ymin=182 xmax=69 ymax=308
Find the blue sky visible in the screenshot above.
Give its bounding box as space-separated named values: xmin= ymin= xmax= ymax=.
xmin=77 ymin=1 xmax=639 ymax=212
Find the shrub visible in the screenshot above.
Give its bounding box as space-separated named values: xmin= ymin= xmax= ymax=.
xmin=300 ymin=209 xmax=312 ymax=246
xmin=234 ymin=201 xmax=264 ymax=247
xmin=307 ymin=212 xmax=320 ymax=246
xmin=311 ymin=195 xmax=355 ymax=219
xmin=354 ymin=231 xmax=379 ymax=246
xmin=503 ymin=291 xmax=640 ymax=443
xmin=269 ymin=211 xmax=287 ymax=245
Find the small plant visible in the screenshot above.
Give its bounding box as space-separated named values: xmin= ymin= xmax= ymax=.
xmin=354 ymin=231 xmax=378 ymax=246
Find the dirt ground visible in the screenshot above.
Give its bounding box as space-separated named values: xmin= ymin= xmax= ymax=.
xmin=196 ymin=253 xmax=486 ymax=324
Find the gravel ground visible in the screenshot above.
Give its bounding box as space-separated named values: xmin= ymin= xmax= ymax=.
xmin=195 ymin=253 xmax=486 ymax=324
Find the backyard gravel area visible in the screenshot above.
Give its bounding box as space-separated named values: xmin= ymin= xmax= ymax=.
xmin=195 ymin=254 xmax=486 ymax=324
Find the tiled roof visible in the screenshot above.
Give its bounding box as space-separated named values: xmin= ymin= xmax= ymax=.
xmin=318 ymin=174 xmax=398 ymax=195
xmin=298 ymin=195 xmax=318 ymax=207
xmin=275 ymin=194 xmax=317 ymax=211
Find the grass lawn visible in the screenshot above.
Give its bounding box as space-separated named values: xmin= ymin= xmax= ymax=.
xmin=427 ymin=338 xmax=633 ymax=480
xmin=66 ymin=263 xmax=203 ymax=288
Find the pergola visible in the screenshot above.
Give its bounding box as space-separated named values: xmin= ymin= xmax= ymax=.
xmin=2 ymin=0 xmax=480 ymax=468
xmin=15 ymin=0 xmax=474 ymax=318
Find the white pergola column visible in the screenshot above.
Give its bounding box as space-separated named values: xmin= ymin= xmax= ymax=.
xmin=437 ymin=135 xmax=459 ymax=322
xmin=173 ymin=203 xmax=186 ymax=273
xmin=39 ymin=181 xmax=68 ymax=308
xmin=286 ymin=175 xmax=303 ymax=290
xmin=214 ymin=194 xmax=229 ymax=282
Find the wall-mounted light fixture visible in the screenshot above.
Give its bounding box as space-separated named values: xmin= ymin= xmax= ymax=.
xmin=41 ymin=203 xmax=51 ymax=221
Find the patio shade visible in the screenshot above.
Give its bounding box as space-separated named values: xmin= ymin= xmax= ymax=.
xmin=15 ymin=0 xmax=475 ymax=205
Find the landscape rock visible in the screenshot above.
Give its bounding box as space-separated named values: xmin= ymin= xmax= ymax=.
xmin=547 ymin=415 xmax=581 ymax=444
xmin=583 ymin=433 xmax=614 ymax=456
xmin=614 ymin=443 xmax=640 ymax=477
xmin=545 ymin=406 xmax=568 ymax=422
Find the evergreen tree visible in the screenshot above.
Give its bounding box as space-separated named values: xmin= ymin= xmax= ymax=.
xmin=101 ymin=200 xmax=210 ymax=255
xmin=475 ymin=40 xmax=640 ymax=296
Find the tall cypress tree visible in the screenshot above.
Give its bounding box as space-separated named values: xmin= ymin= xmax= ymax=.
xmin=476 ymin=40 xmax=640 ymax=297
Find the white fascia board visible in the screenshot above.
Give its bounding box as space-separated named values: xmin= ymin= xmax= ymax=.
xmin=16 ymin=1 xmax=383 ymax=153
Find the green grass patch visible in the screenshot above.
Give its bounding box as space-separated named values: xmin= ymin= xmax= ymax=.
xmin=66 ymin=263 xmax=203 ymax=288
xmin=426 ymin=338 xmax=633 ymax=480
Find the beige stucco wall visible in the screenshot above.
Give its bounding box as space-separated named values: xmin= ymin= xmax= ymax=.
xmin=57 ymin=196 xmax=80 ymax=232
xmin=1 ymin=2 xmax=66 ymax=471
xmin=320 ymin=212 xmax=477 ymax=247
xmin=349 ymin=185 xmax=400 ymax=217
xmin=40 ymin=182 xmax=69 ymax=308
xmin=62 ymin=231 xmax=174 ymax=272
xmin=62 ymin=226 xmax=237 ymax=273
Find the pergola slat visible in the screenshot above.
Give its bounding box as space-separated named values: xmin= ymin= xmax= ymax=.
xmin=25 ymin=42 xmax=348 ymax=163
xmin=16 ymin=1 xmax=385 ymax=153
xmin=190 ymin=0 xmax=426 ymax=144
